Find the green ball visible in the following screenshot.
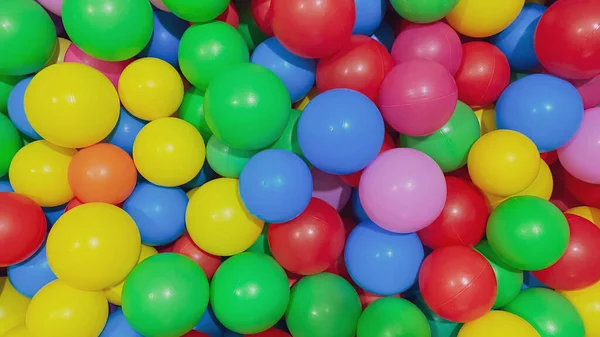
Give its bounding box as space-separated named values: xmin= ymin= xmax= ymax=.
xmin=210 ymin=252 xmax=289 ymax=334
xmin=286 ymin=273 xmax=362 ymax=337
xmin=503 ymin=288 xmax=585 ymax=337
xmin=0 ymin=114 xmax=22 ymax=178
xmin=0 ymin=75 xmax=26 ymax=113
xmin=357 ymin=297 xmax=431 ymax=337
xmin=163 ymin=0 xmax=230 ymax=22
xmin=412 ymin=295 xmax=462 ymax=337
xmin=390 ymin=0 xmax=459 ymax=23
xmin=180 ymin=87 xmax=213 ymax=142
xmin=0 ymin=0 xmax=57 ymax=76
xmin=236 ymin=0 xmax=269 ymax=51
xmin=205 ymin=63 xmax=291 ymax=150
xmin=122 ymin=253 xmax=209 ymax=337
xmin=63 ymin=0 xmax=153 ymax=61
xmin=179 ymin=21 xmax=249 ymax=91
xmin=487 ymin=196 xmax=570 ymax=271
xmin=400 ymin=101 xmax=480 ymax=172
xmin=206 ymin=136 xmax=258 ymax=178
xmin=475 ymin=240 xmax=523 ymax=309
xmin=246 ymin=224 xmax=272 ymax=255
xmin=269 ymin=109 xmax=308 ymax=164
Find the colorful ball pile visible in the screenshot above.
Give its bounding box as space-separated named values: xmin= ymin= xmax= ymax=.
xmin=1 ymin=0 xmax=600 ymax=337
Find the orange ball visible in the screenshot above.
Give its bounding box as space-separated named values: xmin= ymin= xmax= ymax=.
xmin=68 ymin=144 xmax=137 ymax=204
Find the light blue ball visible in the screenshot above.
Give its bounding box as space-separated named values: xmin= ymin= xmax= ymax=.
xmin=353 ymin=0 xmax=386 ymax=36
xmin=7 ymin=76 xmax=41 ymax=140
xmin=100 ymin=309 xmax=143 ymax=337
xmin=0 ymin=179 xmax=13 ymax=192
xmin=106 ymin=107 xmax=146 ymax=155
xmin=139 ymin=11 xmax=189 ymax=68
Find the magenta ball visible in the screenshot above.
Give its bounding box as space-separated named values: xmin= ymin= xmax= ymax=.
xmin=359 ymin=148 xmax=447 ymax=233
xmin=311 ymin=168 xmax=352 ymax=212
xmin=378 ymin=59 xmax=457 ymax=137
xmin=558 ymin=107 xmax=600 ymax=184
xmin=572 ymin=75 xmax=600 ymax=110
xmin=63 ymin=44 xmax=133 ymax=89
xmin=391 ymin=22 xmax=462 ymax=75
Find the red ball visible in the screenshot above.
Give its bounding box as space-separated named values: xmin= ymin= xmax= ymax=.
xmin=181 ymin=331 xmax=210 ymax=337
xmin=417 ymin=177 xmax=488 ymax=249
xmin=541 ymin=150 xmax=558 ymax=166
xmin=0 ymin=193 xmax=46 ymax=266
xmin=454 ymin=42 xmax=510 ymax=108
xmin=550 ymin=163 xmax=582 ymax=211
xmin=535 ymin=0 xmax=600 ymax=80
xmin=316 ymin=35 xmax=394 ymax=102
xmin=356 ymin=287 xmax=401 ymax=309
xmin=246 ymin=328 xmax=291 ymax=337
xmin=251 ymin=0 xmax=274 ymax=36
xmin=171 ymin=234 xmax=221 ymax=279
xmin=272 ymin=0 xmax=355 ymax=59
xmin=340 ymin=132 xmax=395 ymax=187
xmin=419 ymin=246 xmax=497 ymax=323
xmin=563 ymin=167 xmax=600 ymax=208
xmin=268 ymin=198 xmax=345 ymax=275
xmin=216 ymin=2 xmax=239 ymax=29
xmin=65 ymin=197 xmax=85 ymax=212
xmin=532 ymin=214 xmax=600 ymax=290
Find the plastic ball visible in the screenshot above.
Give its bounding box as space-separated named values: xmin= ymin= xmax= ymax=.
xmin=62 ymin=0 xmax=153 ymax=61
xmin=0 ymin=278 xmax=30 ymax=335
xmin=565 ymin=206 xmax=600 ymax=226
xmin=378 ymin=59 xmax=457 ymax=136
xmin=215 ymin=2 xmax=239 ymax=28
xmin=250 ymin=0 xmax=274 ymax=36
xmin=104 ymin=245 xmax=157 ymax=306
xmin=205 ymin=63 xmax=291 ymax=150
xmin=186 ymin=178 xmax=264 ymax=256
xmin=251 ymin=37 xmax=316 ymax=103
xmin=163 ymin=0 xmax=229 ymax=22
xmin=560 ymin=281 xmax=600 ymax=336
xmin=133 ymin=117 xmax=206 ymax=187
xmin=63 ymin=44 xmax=132 ymax=90
xmin=139 ymin=11 xmax=188 ymax=68
xmin=353 ymin=0 xmax=386 ymax=35
xmin=45 ymin=37 xmax=71 ymax=67
xmin=179 ymin=87 xmax=212 ymax=142
xmin=206 ymin=136 xmax=258 ymax=178
xmin=345 ymin=221 xmax=424 ymax=296
xmin=392 ymin=21 xmax=462 ymax=75
xmin=268 ymin=198 xmax=345 ymax=275
xmin=419 ymin=246 xmax=497 ymax=323
xmin=339 ymin=132 xmax=395 ymax=188
xmin=454 ymin=42 xmax=510 ymax=108
xmin=0 ymin=75 xmax=25 ymax=114
xmin=122 ymin=253 xmax=209 ymax=337
xmin=0 ymin=113 xmax=22 ymax=177
xmin=286 ymin=273 xmax=361 ymax=337
xmin=535 ymin=0 xmax=600 ymax=80
xmin=106 ymin=107 xmax=147 ymax=156
xmin=487 ymin=196 xmax=569 ymax=270
xmin=359 ymin=148 xmax=447 ymax=233
xmin=563 ymin=168 xmax=600 ymax=208
xmin=496 ymin=74 xmax=584 ymax=152
xmin=9 ymin=141 xmax=76 ymax=207
xmin=211 ymin=253 xmax=289 ymax=334
xmin=446 ymin=0 xmax=524 ymax=38
xmin=7 ymin=76 xmax=41 ymax=140
xmin=123 ymin=182 xmax=188 ymax=246
xmin=457 ymin=311 xmax=540 ymax=337
xmin=389 ymin=0 xmax=458 ymax=23
xmin=24 ymin=63 xmax=120 ymax=149
xmin=0 ymin=0 xmax=57 ymax=76
xmin=171 ymin=234 xmax=221 ymax=279
xmin=467 ymin=130 xmax=540 ymax=197
xmin=46 ymin=203 xmax=141 ymax=291
xmin=2 ymin=325 xmax=34 ymax=337
xmin=99 ymin=308 xmax=142 ymax=337
xmin=237 ymin=0 xmax=270 ymax=51
xmin=356 ymin=297 xmax=430 ymax=337
xmin=572 ymin=74 xmax=600 ymax=110
xmin=118 ymin=58 xmax=184 ymax=121
xmin=25 ymin=280 xmax=108 ymax=337
xmin=312 ymin=168 xmax=352 ymax=211
xmin=558 ymin=107 xmax=600 ymax=184
xmin=271 ymin=0 xmax=355 ymax=59
xmin=8 ymin=243 xmax=57 ymax=298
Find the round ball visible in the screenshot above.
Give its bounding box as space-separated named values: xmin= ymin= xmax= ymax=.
xmin=63 ymin=44 xmax=132 ymax=89
xmin=457 ymin=311 xmax=540 ymax=337
xmin=0 ymin=278 xmax=30 ymax=335
xmin=0 ymin=113 xmax=23 ymax=177
xmin=106 ymin=107 xmax=146 ymax=155
xmin=353 ymin=0 xmax=386 ymax=35
xmin=560 ymin=281 xmax=600 ymax=336
xmin=163 ymin=0 xmax=229 ymax=22
xmin=171 ymin=234 xmax=221 ymax=279
xmin=7 ymin=76 xmax=41 ymax=140
xmin=104 ymin=245 xmax=157 ymax=306
xmin=558 ymin=107 xmax=600 ymax=184
xmin=206 ymin=136 xmax=258 ymax=178
xmin=8 ymin=242 xmax=57 ymax=298
xmin=139 ymin=11 xmax=189 ymax=68
xmin=572 ymin=74 xmax=600 ymax=110
xmin=389 ymin=0 xmax=458 ymax=23
xmin=179 ymin=87 xmax=212 ymax=141
xmin=446 ymin=0 xmax=524 ymax=38
xmin=356 ymin=297 xmax=430 ymax=337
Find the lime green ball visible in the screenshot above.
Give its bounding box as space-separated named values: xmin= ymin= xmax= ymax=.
xmin=210 ymin=252 xmax=289 ymax=334
xmin=0 ymin=75 xmax=26 ymax=113
xmin=236 ymin=0 xmax=269 ymax=51
xmin=475 ymin=240 xmax=523 ymax=309
xmin=205 ymin=63 xmax=291 ymax=150
xmin=63 ymin=0 xmax=153 ymax=61
xmin=269 ymin=109 xmax=308 ymax=163
xmin=206 ymin=136 xmax=258 ymax=178
xmin=179 ymin=21 xmax=249 ymax=91
xmin=400 ymin=101 xmax=480 ymax=172
xmin=0 ymin=0 xmax=57 ymax=76
xmin=180 ymin=87 xmax=213 ymax=142
xmin=487 ymin=196 xmax=570 ymax=271
xmin=163 ymin=0 xmax=229 ymax=22
xmin=246 ymin=224 xmax=272 ymax=255
xmin=0 ymin=114 xmax=22 ymax=178
xmin=357 ymin=297 xmax=431 ymax=337
xmin=390 ymin=0 xmax=458 ymax=23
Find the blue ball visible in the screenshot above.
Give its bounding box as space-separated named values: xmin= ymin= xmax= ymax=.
xmin=43 ymin=204 xmax=66 ymax=229
xmin=353 ymin=0 xmax=386 ymax=35
xmin=106 ymin=107 xmax=147 ymax=155
xmin=370 ymin=21 xmax=395 ymax=52
xmin=100 ymin=309 xmax=143 ymax=337
xmin=251 ymin=37 xmax=316 ymax=103
xmin=193 ymin=306 xmax=225 ymax=337
xmin=490 ymin=3 xmax=546 ymax=72
xmin=182 ymin=161 xmax=217 ymax=190
xmin=239 ymin=149 xmax=313 ymax=223
xmin=298 ymin=89 xmax=384 ymax=175
xmin=0 ymin=179 xmax=13 ymax=192
xmin=123 ymin=182 xmax=188 ymax=246
xmin=522 ymin=271 xmax=548 ymax=289
xmin=496 ymin=74 xmax=584 ymax=152
xmin=8 ymin=243 xmax=57 ymax=298
xmin=139 ymin=11 xmax=189 ymax=68
xmin=350 ymin=188 xmax=370 ymax=223
xmin=7 ymin=76 xmax=41 ymax=140
xmin=345 ymin=220 xmax=424 ymax=296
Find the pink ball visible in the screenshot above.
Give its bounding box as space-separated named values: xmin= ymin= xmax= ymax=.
xmin=64 ymin=44 xmax=133 ymax=89
xmin=37 ymin=0 xmax=62 ymax=16
xmin=378 ymin=59 xmax=458 ymax=136
xmin=572 ymin=75 xmax=600 ymax=110
xmin=150 ymin=0 xmax=170 ymax=11
xmin=558 ymin=107 xmax=600 ymax=184
xmin=391 ymin=22 xmax=462 ymax=75
xmin=359 ymin=148 xmax=447 ymax=233
xmin=312 ymin=168 xmax=351 ymax=212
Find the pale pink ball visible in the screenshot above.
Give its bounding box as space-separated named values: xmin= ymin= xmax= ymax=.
xmin=558 ymin=107 xmax=600 ymax=184
xmin=311 ymin=168 xmax=352 ymax=212
xmin=64 ymin=44 xmax=133 ymax=89
xmin=37 ymin=0 xmax=62 ymax=17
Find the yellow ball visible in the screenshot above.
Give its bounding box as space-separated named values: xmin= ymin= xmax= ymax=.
xmin=186 ymin=187 xmax=200 ymax=199
xmin=446 ymin=0 xmax=525 ymax=38
xmin=118 ymin=57 xmax=184 ymax=121
xmin=186 ymin=178 xmax=264 ymax=256
xmin=133 ymin=117 xmax=206 ymax=187
xmin=458 ymin=311 xmax=540 ymax=337
xmin=2 ymin=325 xmax=34 ymax=337
xmin=104 ymin=245 xmax=158 ymax=306
xmin=565 ymin=206 xmax=600 ymax=227
xmin=473 ymin=104 xmax=497 ymax=136
xmin=25 ymin=280 xmax=107 ymax=337
xmin=560 ymin=281 xmax=600 ymax=336
xmin=45 ymin=38 xmax=72 ymax=67
xmin=24 ymin=62 xmax=119 ymax=148
xmin=484 ymin=159 xmax=553 ymax=209
xmin=467 ymin=130 xmax=540 ymax=197
xmin=47 ymin=203 xmax=141 ymax=291
xmin=8 ymin=141 xmax=76 ymax=207
xmin=0 ymin=278 xmax=30 ymax=336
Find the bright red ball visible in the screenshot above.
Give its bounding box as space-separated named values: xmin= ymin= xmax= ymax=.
xmin=340 ymin=133 xmax=395 ymax=187
xmin=541 ymin=150 xmax=558 ymax=166
xmin=251 ymin=0 xmax=274 ymax=36
xmin=0 ymin=193 xmax=47 ymax=266
xmin=181 ymin=331 xmax=210 ymax=337
xmin=216 ymin=2 xmax=239 ymax=29
xmin=246 ymin=328 xmax=291 ymax=337
xmin=563 ymin=168 xmax=600 ymax=209
xmin=171 ymin=234 xmax=221 ymax=279
xmin=419 ymin=246 xmax=497 ymax=323
xmin=268 ymin=198 xmax=345 ymax=275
